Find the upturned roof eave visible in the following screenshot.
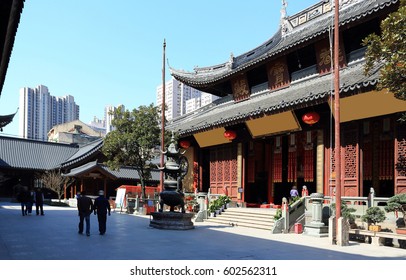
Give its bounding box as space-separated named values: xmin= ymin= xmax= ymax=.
xmin=169 ymin=61 xmax=382 ymax=137
xmin=0 ymin=0 xmax=25 ymax=96
xmin=170 ymin=0 xmax=398 ymax=88
xmin=59 ymin=138 xmax=104 ymax=169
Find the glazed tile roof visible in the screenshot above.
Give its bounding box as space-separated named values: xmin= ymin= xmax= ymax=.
xmin=170 ymin=0 xmax=398 ymax=91
xmin=64 ymin=160 xmax=160 ymax=182
xmin=64 ymin=160 xmax=116 ymax=179
xmin=167 ymin=60 xmax=381 ymax=136
xmin=0 ymin=136 xmax=82 ymax=170
xmin=0 ymin=112 xmax=16 ymax=129
xmin=0 ymin=135 xmax=160 ymax=182
xmin=59 ymin=138 xmax=103 ymax=168
xmin=101 ymin=165 xmax=160 ymax=182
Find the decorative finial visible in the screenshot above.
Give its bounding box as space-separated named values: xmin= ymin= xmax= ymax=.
xmin=280 ymin=0 xmax=288 ymax=36
xmin=281 ymin=0 xmax=288 ymax=20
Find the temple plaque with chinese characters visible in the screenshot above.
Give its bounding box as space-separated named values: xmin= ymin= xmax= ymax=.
xmin=231 ymin=75 xmax=250 ymax=102
xmin=315 ymin=38 xmax=346 ymax=74
xmin=267 ymin=57 xmax=290 ymax=90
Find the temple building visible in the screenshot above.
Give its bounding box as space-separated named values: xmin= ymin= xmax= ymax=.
xmin=168 ymin=0 xmax=406 ymax=206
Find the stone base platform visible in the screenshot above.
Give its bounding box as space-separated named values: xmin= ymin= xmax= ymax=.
xmin=303 ymin=223 xmax=329 ymax=237
xmin=149 ymin=211 xmax=195 ymax=230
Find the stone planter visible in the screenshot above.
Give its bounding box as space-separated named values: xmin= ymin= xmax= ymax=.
xmin=369 ymin=225 xmax=381 ymax=232
xmin=396 ymin=227 xmax=406 ymax=234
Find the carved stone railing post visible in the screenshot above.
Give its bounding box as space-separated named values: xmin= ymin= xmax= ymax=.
xmin=281 ymin=197 xmax=289 ymax=233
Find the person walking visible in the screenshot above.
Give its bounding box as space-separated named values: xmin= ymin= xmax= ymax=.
xmin=26 ymin=188 xmax=35 ymax=215
xmin=17 ymin=186 xmax=29 ymax=216
xmin=77 ymin=190 xmax=93 ymax=236
xmin=35 ymin=188 xmax=45 ymax=216
xmin=93 ymin=190 xmax=111 ymax=235
xmin=289 ymin=185 xmax=299 ymax=203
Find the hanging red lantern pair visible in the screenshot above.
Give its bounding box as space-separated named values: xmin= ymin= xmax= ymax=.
xmin=302 ymin=112 xmax=320 ymax=125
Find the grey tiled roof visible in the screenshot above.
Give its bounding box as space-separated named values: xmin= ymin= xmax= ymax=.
xmin=101 ymin=165 xmax=160 ymax=182
xmin=64 ymin=160 xmax=160 ymax=182
xmin=170 ymin=0 xmax=397 ymax=89
xmin=63 ymin=161 xmax=116 ymax=179
xmin=0 ymin=136 xmax=80 ymax=170
xmin=167 ymin=60 xmax=381 ymax=136
xmin=0 ymin=112 xmax=16 ymax=129
xmin=60 ymin=138 xmax=103 ymax=168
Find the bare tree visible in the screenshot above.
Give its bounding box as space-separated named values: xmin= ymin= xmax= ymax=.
xmin=38 ymin=170 xmax=73 ymax=202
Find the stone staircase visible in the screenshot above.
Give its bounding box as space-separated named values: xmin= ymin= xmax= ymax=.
xmin=207 ymin=207 xmax=277 ymax=231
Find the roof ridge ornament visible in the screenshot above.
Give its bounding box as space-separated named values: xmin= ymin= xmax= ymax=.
xmin=228 ymin=53 xmax=234 ymax=70
xmin=280 ymin=0 xmax=288 ymax=36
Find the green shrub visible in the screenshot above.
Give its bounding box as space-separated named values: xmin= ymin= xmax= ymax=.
xmin=330 ymin=202 xmax=357 ymax=223
xmin=274 ymin=208 xmax=282 ymax=220
xmin=362 ymin=206 xmax=386 ymax=225
xmin=385 ymin=193 xmax=406 ymax=227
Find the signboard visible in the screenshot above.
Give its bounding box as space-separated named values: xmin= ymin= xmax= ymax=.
xmin=115 ymin=188 xmax=126 ymax=209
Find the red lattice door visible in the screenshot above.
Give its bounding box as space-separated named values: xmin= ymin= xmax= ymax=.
xmin=342 ymin=129 xmax=360 ymax=197
xmin=395 ymin=125 xmax=406 ymax=194
xmin=209 ymin=145 xmax=238 ymax=200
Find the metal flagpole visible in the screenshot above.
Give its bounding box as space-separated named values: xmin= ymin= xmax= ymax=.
xmin=160 ymin=39 xmax=166 ymax=193
xmin=334 ymin=0 xmax=342 ymax=237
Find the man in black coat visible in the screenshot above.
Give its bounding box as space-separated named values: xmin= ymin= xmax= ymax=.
xmin=77 ymin=190 xmax=93 ymax=236
xmin=17 ymin=187 xmax=30 ymax=216
xmin=35 ymin=188 xmax=45 ymax=216
xmin=93 ymin=190 xmax=111 ymax=235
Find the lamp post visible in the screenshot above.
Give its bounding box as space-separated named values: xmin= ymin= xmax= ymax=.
xmin=160 ymin=39 xmax=166 ymax=193
xmin=334 ymin=0 xmax=342 ymax=241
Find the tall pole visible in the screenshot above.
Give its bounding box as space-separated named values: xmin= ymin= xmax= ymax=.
xmin=160 ymin=39 xmax=166 ymax=192
xmin=334 ymin=0 xmax=342 ymax=230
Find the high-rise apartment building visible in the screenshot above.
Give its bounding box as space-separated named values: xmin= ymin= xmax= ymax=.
xmin=88 ymin=116 xmax=106 ymax=136
xmin=156 ymin=78 xmax=218 ymax=121
xmin=19 ymin=85 xmax=79 ymax=140
xmin=104 ymin=104 xmax=124 ymax=134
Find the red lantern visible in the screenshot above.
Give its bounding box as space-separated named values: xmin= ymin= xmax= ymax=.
xmin=224 ymin=130 xmax=237 ymax=140
xmin=302 ymin=112 xmax=320 ymax=125
xmin=179 ymin=140 xmax=191 ymax=149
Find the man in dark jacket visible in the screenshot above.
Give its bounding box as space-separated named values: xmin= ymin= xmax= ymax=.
xmin=17 ymin=187 xmax=30 ymax=216
xmin=35 ymin=188 xmax=45 ymax=216
xmin=77 ymin=190 xmax=93 ymax=236
xmin=93 ymin=190 xmax=111 ymax=235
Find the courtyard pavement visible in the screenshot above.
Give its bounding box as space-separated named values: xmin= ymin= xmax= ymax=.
xmin=0 ymin=201 xmax=405 ymax=261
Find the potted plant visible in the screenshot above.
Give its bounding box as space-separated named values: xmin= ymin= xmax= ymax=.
xmin=362 ymin=206 xmax=386 ymax=232
xmin=208 ymin=200 xmax=217 ymax=217
xmin=214 ymin=199 xmax=221 ymax=215
xmin=221 ymin=195 xmax=231 ymax=208
xmin=384 ymin=193 xmax=406 ymax=234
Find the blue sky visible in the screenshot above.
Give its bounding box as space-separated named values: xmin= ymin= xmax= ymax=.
xmin=0 ymin=0 xmax=317 ymax=137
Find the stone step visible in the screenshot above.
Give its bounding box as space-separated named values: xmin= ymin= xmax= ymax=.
xmin=207 ymin=217 xmax=274 ymax=231
xmin=217 ymin=212 xmax=274 ymax=223
xmin=224 ymin=209 xmax=275 ymax=218
xmin=208 ymin=207 xmax=276 ymax=231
